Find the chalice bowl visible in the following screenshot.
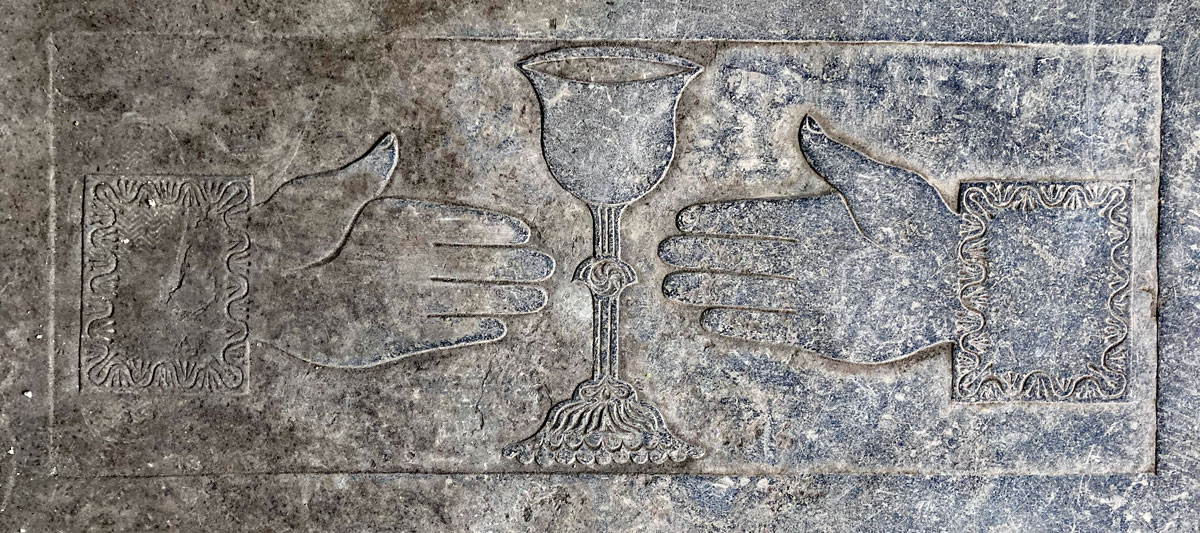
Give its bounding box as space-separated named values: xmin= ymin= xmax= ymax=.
xmin=504 ymin=47 xmax=704 ymax=466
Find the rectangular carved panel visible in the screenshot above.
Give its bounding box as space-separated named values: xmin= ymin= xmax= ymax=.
xmin=80 ymin=175 xmax=251 ymax=393
xmin=955 ymin=182 xmax=1132 ymax=402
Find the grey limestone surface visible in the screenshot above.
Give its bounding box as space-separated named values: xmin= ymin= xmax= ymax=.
xmin=1 ymin=0 xmax=1199 ymax=531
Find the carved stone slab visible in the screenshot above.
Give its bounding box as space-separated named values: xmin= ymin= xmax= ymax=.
xmin=48 ymin=34 xmax=1159 ymax=478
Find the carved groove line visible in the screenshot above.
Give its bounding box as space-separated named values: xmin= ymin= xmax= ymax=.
xmin=954 ymin=182 xmax=1131 ymax=402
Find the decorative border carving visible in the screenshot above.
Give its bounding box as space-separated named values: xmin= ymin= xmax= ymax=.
xmin=955 ymin=181 xmax=1131 ymax=402
xmin=81 ymin=176 xmax=251 ymax=393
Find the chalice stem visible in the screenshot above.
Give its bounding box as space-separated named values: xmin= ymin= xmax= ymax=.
xmin=505 ymin=198 xmax=703 ymax=466
xmin=592 ymin=288 xmax=620 ymax=379
xmin=589 ymin=203 xmax=626 ymax=381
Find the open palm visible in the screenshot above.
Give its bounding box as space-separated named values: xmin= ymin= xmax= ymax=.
xmin=252 ymin=134 xmax=555 ymax=368
xmin=659 ymin=117 xmax=959 ymax=364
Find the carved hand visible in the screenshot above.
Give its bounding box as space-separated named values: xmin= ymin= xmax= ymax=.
xmin=659 ymin=116 xmax=960 ymax=364
xmin=252 ymin=133 xmax=555 ymax=368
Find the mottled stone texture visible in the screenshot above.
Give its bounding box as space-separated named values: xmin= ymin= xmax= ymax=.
xmin=2 ymin=1 xmax=1199 ymax=532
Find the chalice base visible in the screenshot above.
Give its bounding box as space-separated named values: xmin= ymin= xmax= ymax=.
xmin=504 ymin=376 xmax=704 ymax=466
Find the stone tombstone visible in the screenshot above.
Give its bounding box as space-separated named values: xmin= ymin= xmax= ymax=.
xmin=2 ymin=2 xmax=1198 ymax=530
xmin=47 ymin=35 xmax=1160 ymax=474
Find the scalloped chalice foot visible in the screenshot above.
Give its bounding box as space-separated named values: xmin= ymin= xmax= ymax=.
xmin=506 ymin=47 xmax=704 ymax=466
xmin=503 ymin=376 xmax=704 ymax=466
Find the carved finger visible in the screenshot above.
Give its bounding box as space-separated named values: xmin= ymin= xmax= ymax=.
xmin=675 ymin=194 xmax=852 ymax=240
xmin=700 ymin=308 xmax=944 ymax=364
xmin=700 ymin=307 xmax=826 ymax=348
xmin=351 ymin=198 xmax=533 ymax=245
xmin=661 ymin=271 xmax=814 ymax=311
xmin=319 ymin=198 xmax=544 ymax=266
xmin=659 ymin=234 xmax=856 ymax=278
xmin=429 ymin=246 xmax=556 ymax=283
xmin=276 ymin=316 xmax=507 ymax=369
xmin=424 ymin=204 xmax=534 ymax=246
xmin=423 ymin=282 xmax=548 ymax=316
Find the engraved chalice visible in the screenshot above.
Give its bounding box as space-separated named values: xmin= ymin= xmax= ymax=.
xmin=504 ymin=47 xmax=704 ymax=466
